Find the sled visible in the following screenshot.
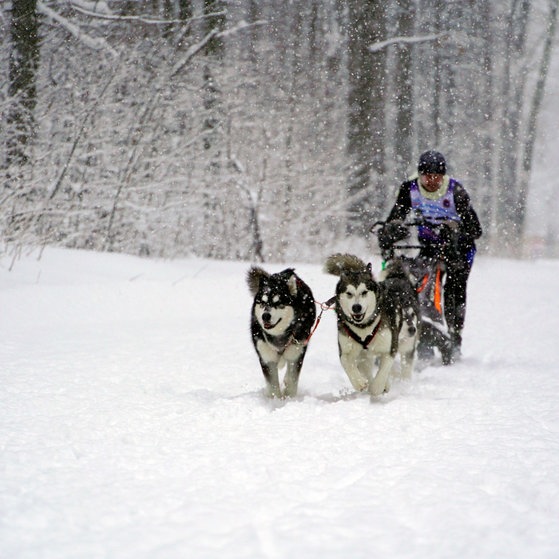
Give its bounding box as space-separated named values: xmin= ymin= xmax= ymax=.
xmin=372 ymin=217 xmax=457 ymax=365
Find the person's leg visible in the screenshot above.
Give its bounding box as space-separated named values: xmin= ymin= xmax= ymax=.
xmin=444 ymin=259 xmax=471 ymax=351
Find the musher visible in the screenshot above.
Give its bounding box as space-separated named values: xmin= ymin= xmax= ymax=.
xmin=380 ymin=150 xmax=482 ymax=359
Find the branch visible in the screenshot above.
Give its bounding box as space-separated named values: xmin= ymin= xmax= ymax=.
xmin=171 ymin=29 xmax=219 ymax=77
xmin=217 ymin=19 xmax=267 ymax=40
xmin=67 ymin=7 xmax=225 ymax=26
xmin=368 ymin=33 xmax=447 ymax=52
xmin=69 ymin=1 xmax=112 ymax=16
xmin=171 ymin=19 xmax=267 ymax=77
xmin=37 ymin=1 xmax=118 ymax=57
xmin=48 ymin=73 xmax=116 ymax=200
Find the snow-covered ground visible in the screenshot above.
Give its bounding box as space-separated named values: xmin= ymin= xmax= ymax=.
xmin=1 ymin=248 xmax=558 ymax=559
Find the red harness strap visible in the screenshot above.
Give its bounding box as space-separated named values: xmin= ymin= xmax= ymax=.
xmin=305 ymin=296 xmax=336 ymax=345
xmin=417 ymin=274 xmax=429 ymax=294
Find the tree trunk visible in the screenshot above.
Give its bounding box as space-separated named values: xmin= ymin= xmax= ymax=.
xmin=346 ymin=0 xmax=386 ymax=237
xmin=520 ymin=0 xmax=559 ymax=239
xmin=7 ymin=0 xmax=39 ymax=167
xmin=393 ymin=0 xmax=414 ymax=178
xmin=497 ymin=0 xmax=531 ymax=255
xmin=201 ymin=0 xmax=226 ymax=257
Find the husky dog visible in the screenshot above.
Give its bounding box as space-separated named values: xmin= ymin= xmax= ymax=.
xmin=324 ymin=254 xmax=420 ymax=396
xmin=247 ymin=267 xmax=316 ymax=398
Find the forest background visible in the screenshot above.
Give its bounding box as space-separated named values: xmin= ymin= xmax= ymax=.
xmin=1 ymin=0 xmax=558 ymax=263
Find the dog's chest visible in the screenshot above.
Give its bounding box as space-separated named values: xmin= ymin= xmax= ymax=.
xmin=339 ymin=322 xmax=392 ymax=353
xmin=256 ymin=337 xmax=305 ymax=365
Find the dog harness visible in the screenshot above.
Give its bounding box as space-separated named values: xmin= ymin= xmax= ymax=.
xmin=342 ymin=319 xmax=382 ymax=349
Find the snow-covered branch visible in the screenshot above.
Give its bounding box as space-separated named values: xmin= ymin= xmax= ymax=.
xmin=368 ymin=33 xmax=447 ymax=52
xmin=67 ymin=7 xmax=225 ymax=26
xmin=170 ymin=29 xmax=219 ymax=77
xmin=37 ymin=1 xmax=118 ymax=57
xmin=171 ymin=19 xmax=267 ymax=77
xmin=69 ymin=0 xmax=112 ymax=16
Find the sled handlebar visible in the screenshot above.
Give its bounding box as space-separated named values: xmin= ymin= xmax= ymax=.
xmin=371 ymin=218 xmax=460 ymax=260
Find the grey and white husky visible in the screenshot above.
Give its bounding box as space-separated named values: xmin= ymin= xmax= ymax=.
xmin=324 ymin=254 xmax=420 ymax=396
xmin=247 ymin=266 xmax=316 ymax=398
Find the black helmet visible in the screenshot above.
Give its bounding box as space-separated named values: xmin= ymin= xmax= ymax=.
xmin=418 ymin=150 xmax=446 ymax=175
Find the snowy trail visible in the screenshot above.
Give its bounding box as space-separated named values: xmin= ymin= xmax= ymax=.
xmin=1 ymin=249 xmax=558 ymax=559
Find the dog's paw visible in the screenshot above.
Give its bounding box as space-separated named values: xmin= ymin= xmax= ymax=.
xmin=265 ymin=386 xmax=283 ymax=399
xmin=369 ymin=380 xmax=389 ymax=397
xmin=352 ymin=380 xmax=369 ymax=392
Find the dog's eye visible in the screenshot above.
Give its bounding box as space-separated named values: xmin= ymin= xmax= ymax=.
xmin=345 ymin=292 xmax=353 ymax=299
xmin=361 ymin=290 xmax=368 ymax=297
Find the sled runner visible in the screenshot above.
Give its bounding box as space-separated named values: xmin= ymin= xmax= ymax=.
xmin=372 ymin=217 xmax=458 ymax=365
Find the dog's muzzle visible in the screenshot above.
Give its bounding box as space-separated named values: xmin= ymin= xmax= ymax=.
xmin=261 ymin=311 xmax=280 ymax=330
xmin=351 ymin=304 xmax=365 ymax=323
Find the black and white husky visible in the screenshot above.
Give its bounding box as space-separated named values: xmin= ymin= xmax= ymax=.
xmin=247 ymin=266 xmax=316 ymax=398
xmin=324 ymin=254 xmax=420 ymax=396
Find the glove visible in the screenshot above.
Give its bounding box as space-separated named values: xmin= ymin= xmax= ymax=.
xmin=442 ymin=220 xmax=460 ymax=232
xmin=439 ymin=221 xmax=462 ymax=260
xmin=378 ymin=221 xmax=409 ymax=250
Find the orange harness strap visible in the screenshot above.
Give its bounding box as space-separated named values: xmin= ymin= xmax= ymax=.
xmin=434 ymin=266 xmax=442 ymax=314
xmin=417 ymin=267 xmax=443 ymax=315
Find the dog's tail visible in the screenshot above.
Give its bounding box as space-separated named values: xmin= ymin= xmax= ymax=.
xmin=247 ymin=266 xmax=269 ymax=296
xmin=324 ymin=253 xmax=368 ymax=276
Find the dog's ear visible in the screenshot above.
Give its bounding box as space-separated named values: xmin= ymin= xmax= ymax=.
xmin=247 ymin=266 xmax=269 ymax=296
xmin=287 ymin=273 xmax=298 ymax=296
xmin=338 ymin=270 xmax=350 ymax=290
xmin=367 ymin=262 xmax=376 ymax=280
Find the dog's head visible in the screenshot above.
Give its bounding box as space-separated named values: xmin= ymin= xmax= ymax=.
xmin=247 ymin=267 xmax=299 ymax=334
xmin=336 ymin=268 xmax=380 ymax=325
xmin=324 ymin=254 xmax=380 ymax=325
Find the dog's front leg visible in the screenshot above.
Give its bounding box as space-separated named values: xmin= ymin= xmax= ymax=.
xmin=261 ymin=361 xmax=282 ymax=398
xmin=358 ymin=351 xmax=375 ymax=388
xmin=282 ymin=344 xmax=306 ymax=397
xmin=339 ymin=346 xmax=369 ymax=392
xmin=283 ymin=361 xmax=301 ymax=398
xmin=400 ymin=349 xmax=415 ymax=380
xmin=370 ymin=354 xmax=394 ymax=396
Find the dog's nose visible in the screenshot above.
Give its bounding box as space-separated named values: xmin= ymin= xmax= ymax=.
xmin=352 ymin=304 xmax=362 ymax=314
xmin=262 ymin=312 xmax=271 ymax=323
